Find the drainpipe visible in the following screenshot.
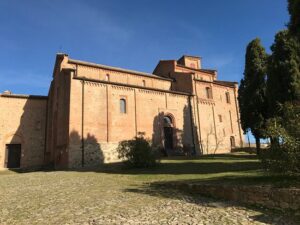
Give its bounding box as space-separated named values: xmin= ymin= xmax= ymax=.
xmin=188 ymin=95 xmax=196 ymax=155
xmin=233 ymin=85 xmax=243 ymax=147
xmin=193 ymin=78 xmax=203 ymax=154
xmin=81 ymin=79 xmax=85 ymax=167
xmin=43 ymin=96 xmax=49 ymax=165
xmin=134 ymin=89 xmax=138 ymax=136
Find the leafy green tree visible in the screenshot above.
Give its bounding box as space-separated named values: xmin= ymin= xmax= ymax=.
xmin=267 ymin=30 xmax=300 ymax=116
xmin=262 ymin=103 xmax=300 ymax=173
xmin=238 ymin=38 xmax=268 ymax=154
xmin=288 ymin=0 xmax=300 ymax=37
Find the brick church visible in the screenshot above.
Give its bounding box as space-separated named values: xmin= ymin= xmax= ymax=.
xmin=0 ymin=54 xmax=244 ymax=169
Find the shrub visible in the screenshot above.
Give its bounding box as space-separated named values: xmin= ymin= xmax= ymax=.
xmin=261 ymin=103 xmax=300 ymax=173
xmin=117 ymin=136 xmax=159 ymax=168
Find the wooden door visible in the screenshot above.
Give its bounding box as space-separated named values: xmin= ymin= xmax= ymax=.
xmin=164 ymin=127 xmax=173 ymax=150
xmin=7 ymin=144 xmax=21 ymax=168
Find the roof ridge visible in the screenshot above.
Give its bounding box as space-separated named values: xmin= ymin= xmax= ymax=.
xmin=68 ymin=58 xmax=173 ymax=81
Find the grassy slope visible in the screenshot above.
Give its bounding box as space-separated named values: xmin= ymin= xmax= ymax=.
xmin=90 ymin=152 xmax=300 ymax=187
xmin=2 ymin=152 xmax=299 ymax=187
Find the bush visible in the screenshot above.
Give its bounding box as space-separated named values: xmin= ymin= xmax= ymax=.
xmin=261 ymin=103 xmax=300 ymax=173
xmin=117 ymin=136 xmax=159 ymax=168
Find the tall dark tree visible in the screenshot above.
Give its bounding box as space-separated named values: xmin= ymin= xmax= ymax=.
xmin=288 ymin=0 xmax=300 ymax=37
xmin=267 ymin=30 xmax=300 ymax=115
xmin=238 ymin=38 xmax=268 ymax=154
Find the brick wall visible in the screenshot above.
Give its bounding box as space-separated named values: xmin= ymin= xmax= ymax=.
xmin=0 ymin=95 xmax=47 ymax=169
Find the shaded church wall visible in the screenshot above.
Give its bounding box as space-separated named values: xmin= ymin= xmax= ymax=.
xmin=45 ymin=65 xmax=72 ymax=169
xmin=68 ymin=77 xmax=84 ymax=168
xmin=169 ymin=72 xmax=194 ymax=94
xmin=0 ymin=95 xmax=47 ymax=169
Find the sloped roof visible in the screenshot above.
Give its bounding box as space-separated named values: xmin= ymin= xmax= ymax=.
xmin=68 ymin=58 xmax=173 ymax=81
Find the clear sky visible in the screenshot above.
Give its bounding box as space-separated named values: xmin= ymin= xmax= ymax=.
xmin=0 ymin=0 xmax=289 ymax=97
xmin=0 ymin=0 xmax=289 ymax=143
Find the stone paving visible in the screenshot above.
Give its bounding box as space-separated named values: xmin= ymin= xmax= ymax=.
xmin=0 ymin=171 xmax=298 ymax=225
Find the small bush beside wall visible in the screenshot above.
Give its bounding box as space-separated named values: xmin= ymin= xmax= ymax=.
xmin=117 ymin=136 xmax=160 ymax=168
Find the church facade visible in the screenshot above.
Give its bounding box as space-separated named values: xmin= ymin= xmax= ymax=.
xmin=0 ymin=54 xmax=244 ymax=169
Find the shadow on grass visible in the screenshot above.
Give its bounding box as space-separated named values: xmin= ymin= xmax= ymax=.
xmin=6 ymin=153 xmax=260 ymax=174
xmin=164 ymin=153 xmax=258 ymax=160
xmin=88 ymin=160 xmax=261 ymax=176
xmin=79 ymin=153 xmax=261 ymax=176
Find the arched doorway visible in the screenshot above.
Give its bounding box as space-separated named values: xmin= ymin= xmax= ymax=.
xmin=163 ymin=115 xmax=174 ymax=150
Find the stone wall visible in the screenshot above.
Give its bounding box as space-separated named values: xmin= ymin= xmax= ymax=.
xmin=166 ymin=182 xmax=300 ymax=212
xmin=68 ymin=142 xmax=119 ymax=168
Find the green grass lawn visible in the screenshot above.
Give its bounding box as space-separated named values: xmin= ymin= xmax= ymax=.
xmin=95 ymin=152 xmax=300 ymax=188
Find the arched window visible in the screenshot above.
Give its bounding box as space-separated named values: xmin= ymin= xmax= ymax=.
xmin=225 ymin=92 xmax=230 ymax=103
xmin=163 ymin=116 xmax=173 ymax=127
xmin=120 ymin=98 xmax=126 ymax=114
xmin=106 ymin=74 xmax=110 ymax=81
xmin=142 ymin=80 xmax=146 ymax=87
xmin=206 ymin=87 xmax=213 ymax=99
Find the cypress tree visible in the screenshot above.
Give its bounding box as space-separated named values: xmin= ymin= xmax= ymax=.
xmin=267 ymin=30 xmax=300 ymax=114
xmin=288 ymin=0 xmax=300 ymax=38
xmin=238 ymin=38 xmax=268 ymax=154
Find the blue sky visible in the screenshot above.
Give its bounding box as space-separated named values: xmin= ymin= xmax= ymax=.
xmin=0 ymin=0 xmax=289 ymax=96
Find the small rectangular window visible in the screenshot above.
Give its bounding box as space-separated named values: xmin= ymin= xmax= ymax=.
xmin=226 ymin=92 xmax=230 ymax=103
xmin=206 ymin=87 xmax=213 ymax=99
xmin=218 ymin=115 xmax=222 ymax=122
xmin=142 ymin=80 xmax=146 ymax=87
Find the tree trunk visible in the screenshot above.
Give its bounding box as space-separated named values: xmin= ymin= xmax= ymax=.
xmin=270 ymin=137 xmax=279 ymax=148
xmin=255 ymin=136 xmax=261 ymax=155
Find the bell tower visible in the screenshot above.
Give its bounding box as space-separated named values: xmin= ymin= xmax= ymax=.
xmin=177 ymin=55 xmax=201 ymax=69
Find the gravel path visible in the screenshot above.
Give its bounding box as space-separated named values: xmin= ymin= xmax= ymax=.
xmin=0 ymin=171 xmax=297 ymax=225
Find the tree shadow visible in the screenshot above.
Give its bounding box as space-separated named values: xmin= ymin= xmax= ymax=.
xmin=162 ymin=153 xmax=258 ymax=160
xmin=68 ymin=130 xmax=104 ymax=168
xmin=89 ymin=160 xmax=261 ymax=175
xmin=8 ymin=130 xmax=105 ymax=172
xmin=8 ymin=150 xmax=261 ymax=174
